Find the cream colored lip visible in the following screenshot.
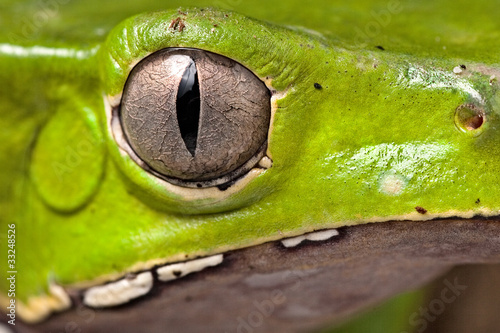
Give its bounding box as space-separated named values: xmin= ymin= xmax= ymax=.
xmin=281 ymin=229 xmax=339 ymax=248
xmin=5 ymin=254 xmax=225 ymax=324
xmin=83 ymin=271 xmax=154 ymax=308
xmin=8 ymin=206 xmax=494 ymax=324
xmin=83 ymin=254 xmax=224 ymax=308
xmin=6 ymin=284 xmax=71 ymax=325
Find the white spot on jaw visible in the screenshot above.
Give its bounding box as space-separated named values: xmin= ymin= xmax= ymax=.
xmin=83 ymin=272 xmax=153 ymax=308
xmin=16 ymin=283 xmax=71 ymax=324
xmin=49 ymin=284 xmax=72 ymax=308
xmin=281 ymin=229 xmax=339 ymax=248
xmin=16 ymin=254 xmax=226 ymax=321
xmin=156 ymin=254 xmax=224 ymax=282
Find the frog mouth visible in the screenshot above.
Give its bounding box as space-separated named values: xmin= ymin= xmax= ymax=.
xmin=81 ymin=254 xmax=224 ymax=308
xmin=13 ymin=254 xmax=226 ymax=323
xmin=15 ymin=219 xmax=500 ymax=331
xmin=79 ymin=229 xmax=339 ymax=309
xmin=13 ymin=228 xmax=339 ymax=324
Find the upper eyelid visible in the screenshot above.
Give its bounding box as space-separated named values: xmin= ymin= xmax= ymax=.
xmin=97 ymin=9 xmax=310 ymax=96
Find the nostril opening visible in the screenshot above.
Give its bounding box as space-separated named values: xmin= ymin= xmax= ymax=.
xmin=454 ymin=104 xmax=486 ymax=134
xmin=465 ymin=114 xmax=483 ymax=130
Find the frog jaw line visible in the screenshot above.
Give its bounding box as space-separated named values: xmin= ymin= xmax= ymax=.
xmin=82 ymin=254 xmax=224 ymax=308
xmin=14 ymin=284 xmax=71 ymax=324
xmin=157 ymin=254 xmax=224 ymax=282
xmin=83 ymin=272 xmax=153 ymax=308
xmin=281 ymin=229 xmax=339 ymax=248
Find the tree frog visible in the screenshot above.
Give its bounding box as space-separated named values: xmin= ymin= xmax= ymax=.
xmin=1 ymin=0 xmax=499 ymax=324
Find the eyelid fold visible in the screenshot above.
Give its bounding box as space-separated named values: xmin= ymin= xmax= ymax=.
xmin=95 ymin=9 xmax=290 ymax=214
xmin=97 ymin=9 xmax=297 ymax=97
xmin=96 ymin=8 xmax=331 ymax=214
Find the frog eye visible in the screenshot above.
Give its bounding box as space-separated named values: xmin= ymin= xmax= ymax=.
xmin=119 ymin=48 xmax=271 ymax=187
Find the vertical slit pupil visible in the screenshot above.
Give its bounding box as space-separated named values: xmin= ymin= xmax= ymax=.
xmin=176 ymin=59 xmax=200 ymax=157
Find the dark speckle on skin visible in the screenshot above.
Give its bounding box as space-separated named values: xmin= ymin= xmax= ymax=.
xmin=376 ymin=45 xmax=385 ymax=50
xmin=178 ymin=21 xmax=185 ymax=32
xmin=476 ymin=198 xmax=481 ymax=204
xmin=173 ymin=270 xmax=182 ymax=277
xmin=314 ymin=83 xmax=322 ymax=90
xmin=168 ymin=17 xmax=185 ymax=32
xmin=125 ymin=273 xmax=137 ymax=280
xmin=460 ymin=64 xmax=467 ymax=70
xmin=415 ymin=206 xmax=428 ymax=214
xmin=169 ymin=17 xmax=179 ymax=29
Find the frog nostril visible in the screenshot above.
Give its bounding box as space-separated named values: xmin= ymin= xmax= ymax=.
xmin=467 ymin=114 xmax=484 ymax=130
xmin=454 ymin=104 xmax=485 ymax=134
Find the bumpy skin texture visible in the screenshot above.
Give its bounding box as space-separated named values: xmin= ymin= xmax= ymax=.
xmin=0 ymin=0 xmax=500 ymax=322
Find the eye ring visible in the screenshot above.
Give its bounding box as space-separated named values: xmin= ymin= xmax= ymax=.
xmin=116 ymin=48 xmax=272 ymax=188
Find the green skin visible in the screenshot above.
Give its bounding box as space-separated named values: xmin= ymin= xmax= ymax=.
xmin=1 ymin=0 xmax=500 ymax=323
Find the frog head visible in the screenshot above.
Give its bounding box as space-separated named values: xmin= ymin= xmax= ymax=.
xmin=1 ymin=7 xmax=500 ymax=324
